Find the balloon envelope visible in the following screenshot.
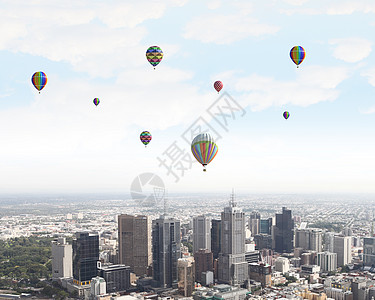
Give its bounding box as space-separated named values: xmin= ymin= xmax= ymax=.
xmin=140 ymin=131 xmax=152 ymax=146
xmin=290 ymin=46 xmax=305 ymax=67
xmin=214 ymin=81 xmax=223 ymax=93
xmin=31 ymin=71 xmax=47 ymax=92
xmin=283 ymin=111 xmax=290 ymax=119
xmin=146 ymin=46 xmax=163 ymax=68
xmin=191 ymin=133 xmax=218 ymax=171
xmin=93 ymin=98 xmax=100 ymax=106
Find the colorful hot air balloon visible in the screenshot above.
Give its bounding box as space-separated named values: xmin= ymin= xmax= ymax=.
xmin=140 ymin=131 xmax=152 ymax=147
xmin=191 ymin=133 xmax=218 ymax=172
xmin=146 ymin=46 xmax=163 ymax=69
xmin=31 ymin=71 xmax=47 ymax=93
xmin=283 ymin=111 xmax=290 ymax=120
xmin=290 ymin=46 xmax=305 ymax=68
xmin=214 ymin=81 xmax=223 ymax=93
xmin=93 ymin=98 xmax=100 ymax=106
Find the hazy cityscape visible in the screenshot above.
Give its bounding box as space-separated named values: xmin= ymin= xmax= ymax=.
xmin=1 ymin=193 xmax=375 ymax=300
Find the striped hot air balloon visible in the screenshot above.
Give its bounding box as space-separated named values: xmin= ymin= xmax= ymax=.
xmin=31 ymin=71 xmax=47 ymax=93
xmin=146 ymin=46 xmax=163 ymax=69
xmin=283 ymin=111 xmax=290 ymax=120
xmin=191 ymin=133 xmax=218 ymax=172
xmin=290 ymin=46 xmax=305 ymax=68
xmin=93 ymin=98 xmax=100 ymax=106
xmin=140 ymin=131 xmax=152 ymax=147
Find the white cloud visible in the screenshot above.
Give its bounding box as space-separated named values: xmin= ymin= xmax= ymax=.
xmin=207 ymin=0 xmax=221 ymax=10
xmin=0 ymin=0 xmax=187 ymax=77
xmin=281 ymin=0 xmax=375 ymax=15
xmin=362 ymin=67 xmax=375 ymax=86
xmin=183 ymin=14 xmax=279 ymax=44
xmin=330 ymin=38 xmax=372 ymax=63
xmin=234 ymin=65 xmax=350 ymax=110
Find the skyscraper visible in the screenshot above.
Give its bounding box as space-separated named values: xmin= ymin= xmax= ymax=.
xmin=363 ymin=237 xmax=375 ymax=266
xmin=217 ymin=192 xmax=248 ymax=285
xmin=152 ymin=216 xmax=181 ymax=288
xmin=273 ymin=207 xmax=294 ymax=253
xmin=177 ymin=257 xmax=195 ymax=297
xmin=333 ymin=235 xmax=351 ymax=267
xmin=72 ymin=232 xmax=99 ymax=285
xmin=317 ymin=252 xmax=337 ymax=272
xmin=118 ymin=214 xmax=152 ymax=276
xmin=193 ymin=215 xmax=211 ymax=253
xmin=194 ymin=249 xmax=213 ymax=283
xmin=211 ymin=219 xmax=221 ymax=260
xmin=260 ymin=218 xmax=273 ymax=235
xmin=97 ymin=264 xmax=131 ymax=293
xmin=295 ymin=228 xmax=322 ymax=252
xmin=249 ymin=211 xmax=261 ymax=236
xmin=51 ymin=237 xmax=72 ymax=279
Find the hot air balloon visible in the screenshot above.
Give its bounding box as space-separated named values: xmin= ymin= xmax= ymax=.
xmin=283 ymin=111 xmax=290 ymax=120
xmin=290 ymin=46 xmax=305 ymax=68
xmin=31 ymin=71 xmax=47 ymax=93
xmin=214 ymin=81 xmax=223 ymax=93
xmin=140 ymin=131 xmax=152 ymax=147
xmin=146 ymin=46 xmax=163 ymax=69
xmin=191 ymin=133 xmax=218 ymax=172
xmin=93 ymin=98 xmax=100 ymax=106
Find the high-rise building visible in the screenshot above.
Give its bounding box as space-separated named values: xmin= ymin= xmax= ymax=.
xmin=90 ymin=277 xmax=106 ymax=298
xmin=275 ymin=257 xmax=290 ymax=274
xmin=260 ymin=218 xmax=273 ymax=235
xmin=248 ymin=263 xmax=272 ymax=287
xmin=73 ymin=232 xmax=99 ymax=285
xmin=254 ymin=234 xmax=273 ymax=250
xmin=51 ymin=237 xmax=72 ymax=279
xmin=193 ymin=215 xmax=211 ymax=253
xmin=317 ymin=252 xmax=337 ymax=272
xmin=363 ymin=237 xmax=375 ymax=266
xmin=273 ymin=207 xmax=294 ymax=253
xmin=295 ymin=228 xmax=323 ymax=252
xmin=177 ymin=257 xmax=195 ymax=297
xmin=97 ymin=264 xmax=131 ymax=293
xmin=324 ymin=232 xmax=335 ymax=252
xmin=194 ymin=249 xmax=213 ymax=283
xmin=211 ymin=219 xmax=221 ymax=260
xmin=333 ymin=235 xmax=351 ymax=267
xmin=152 ymin=216 xmax=181 ymax=288
xmin=217 ymin=193 xmax=248 ymax=285
xmin=118 ymin=214 xmax=152 ymax=276
xmin=249 ymin=212 xmax=261 ymax=236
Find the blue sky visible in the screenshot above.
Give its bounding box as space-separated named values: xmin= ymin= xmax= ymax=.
xmin=1 ymin=0 xmax=375 ymax=193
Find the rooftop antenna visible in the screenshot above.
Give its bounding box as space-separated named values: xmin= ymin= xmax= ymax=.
xmin=230 ymin=188 xmax=236 ymax=207
xmin=163 ymin=190 xmax=168 ymax=217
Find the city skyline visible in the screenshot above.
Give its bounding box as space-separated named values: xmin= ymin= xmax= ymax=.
xmin=1 ymin=1 xmax=375 ymax=193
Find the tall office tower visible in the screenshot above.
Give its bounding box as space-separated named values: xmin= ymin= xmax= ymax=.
xmin=51 ymin=237 xmax=72 ymax=280
xmin=97 ymin=264 xmax=131 ymax=293
xmin=295 ymin=229 xmax=323 ymax=252
xmin=363 ymin=237 xmax=375 ymax=266
xmin=249 ymin=211 xmax=261 ymax=236
xmin=275 ymin=257 xmax=290 ymax=274
xmin=118 ymin=214 xmax=152 ymax=276
xmin=254 ymin=234 xmax=273 ymax=250
xmin=310 ymin=229 xmax=323 ymax=252
xmin=72 ymin=232 xmax=99 ymax=285
xmin=177 ymin=257 xmax=195 ymax=297
xmin=193 ymin=215 xmax=211 ymax=253
xmin=324 ymin=232 xmax=335 ymax=252
xmin=217 ymin=193 xmax=248 ymax=285
xmin=273 ymin=207 xmax=294 ymax=253
xmin=260 ymin=218 xmax=273 ymax=235
xmin=211 ymin=219 xmax=221 ymax=260
xmin=194 ymin=249 xmax=213 ymax=283
xmin=317 ymin=252 xmax=337 ymax=272
xmin=333 ymin=235 xmax=351 ymax=267
xmin=152 ymin=216 xmax=181 ymax=288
